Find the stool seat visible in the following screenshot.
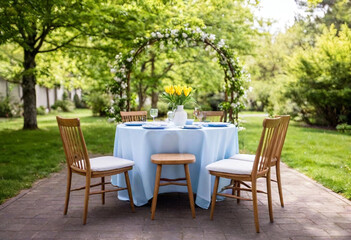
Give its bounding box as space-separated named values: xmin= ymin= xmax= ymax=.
xmin=151 ymin=153 xmax=196 ymax=165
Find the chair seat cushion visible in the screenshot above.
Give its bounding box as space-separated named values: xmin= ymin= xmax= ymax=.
xmin=206 ymin=159 xmax=253 ymax=175
xmin=229 ymin=153 xmax=255 ymax=162
xmin=89 ymin=156 xmax=134 ymax=172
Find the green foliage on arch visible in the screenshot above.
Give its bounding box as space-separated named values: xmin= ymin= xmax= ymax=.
xmin=108 ymin=25 xmax=248 ymax=125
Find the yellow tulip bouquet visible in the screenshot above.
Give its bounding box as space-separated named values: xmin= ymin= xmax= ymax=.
xmin=162 ymin=85 xmax=194 ymax=110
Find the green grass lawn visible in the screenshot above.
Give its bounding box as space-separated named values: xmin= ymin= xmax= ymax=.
xmin=0 ymin=109 xmax=117 ymax=204
xmin=239 ymin=115 xmax=351 ymax=200
xmin=0 ymin=110 xmax=350 ymax=204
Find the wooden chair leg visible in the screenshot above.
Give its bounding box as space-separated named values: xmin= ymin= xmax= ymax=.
xmin=252 ymin=179 xmax=260 ymax=233
xmin=276 ymin=163 xmax=284 ymax=207
xmin=210 ymin=176 xmax=219 ymax=220
xmin=237 ymin=181 xmax=241 ymax=204
xmin=83 ymin=174 xmax=91 ymax=225
xmin=63 ymin=169 xmax=72 ymax=215
xmin=267 ymin=169 xmax=274 ymax=222
xmin=124 ymin=171 xmax=135 ymax=212
xmin=184 ymin=164 xmax=195 ymax=218
xmin=101 ymin=177 xmax=105 ymax=205
xmin=151 ymin=164 xmax=162 ymax=220
xmin=64 ymin=169 xmax=72 ymax=215
xmin=231 ymin=179 xmax=235 ymax=195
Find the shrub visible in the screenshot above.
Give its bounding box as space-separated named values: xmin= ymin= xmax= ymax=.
xmin=157 ymin=101 xmax=169 ymax=117
xmin=286 ymin=25 xmax=351 ymax=127
xmin=73 ymin=93 xmax=86 ymax=108
xmin=336 ymin=123 xmax=351 ymax=134
xmin=37 ymin=106 xmax=46 ymax=115
xmin=85 ymin=92 xmax=109 ymax=116
xmin=0 ymin=97 xmax=11 ymax=117
xmin=51 ymin=100 xmax=74 ymax=112
xmin=0 ymin=96 xmax=22 ymax=118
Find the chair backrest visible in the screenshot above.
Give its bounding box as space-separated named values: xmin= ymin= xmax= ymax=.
xmin=251 ymin=117 xmax=281 ymax=176
xmin=56 ymin=116 xmax=90 ymax=172
xmin=120 ymin=111 xmax=147 ymax=122
xmin=203 ymin=111 xmax=224 ymax=122
xmin=273 ymin=115 xmax=290 ymax=161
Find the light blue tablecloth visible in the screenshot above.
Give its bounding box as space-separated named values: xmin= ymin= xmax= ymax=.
xmin=111 ymin=124 xmax=239 ymax=209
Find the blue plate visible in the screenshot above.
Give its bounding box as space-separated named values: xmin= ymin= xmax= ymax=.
xmin=142 ymin=125 xmax=167 ymax=129
xmin=183 ymin=125 xmax=202 ymax=129
xmin=207 ymin=123 xmax=230 ymax=127
xmin=125 ymin=122 xmax=146 ymax=126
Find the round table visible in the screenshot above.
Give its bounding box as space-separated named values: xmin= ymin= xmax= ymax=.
xmin=111 ymin=123 xmax=239 ymax=209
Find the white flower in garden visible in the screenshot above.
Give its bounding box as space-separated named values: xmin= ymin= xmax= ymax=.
xmin=130 ymin=50 xmax=135 ymax=55
xmin=110 ymin=99 xmax=115 ymax=104
xmin=156 ymin=32 xmax=164 ymax=38
xmin=200 ymin=33 xmax=208 ymax=41
xmin=120 ymin=68 xmax=125 ymax=73
xmin=151 ymin=32 xmax=156 ymax=37
xmin=109 ymin=108 xmax=115 ymax=114
xmin=175 ymin=38 xmax=179 ymax=42
xmin=110 ymin=68 xmax=117 ymax=73
xmin=209 ymin=34 xmax=216 ymax=41
xmin=114 ymin=76 xmax=121 ymax=82
xmin=217 ymin=39 xmax=225 ymax=48
xmin=165 ymin=33 xmax=169 ymax=38
xmin=249 ymin=86 xmax=253 ymax=92
xmin=121 ymin=82 xmax=127 ymax=89
xmin=182 ymin=33 xmax=188 ymax=38
xmin=231 ymin=102 xmax=238 ymax=108
xmin=171 ymin=29 xmax=178 ymax=37
xmin=126 ymin=57 xmax=133 ymax=62
xmin=184 ymin=23 xmax=189 ymax=27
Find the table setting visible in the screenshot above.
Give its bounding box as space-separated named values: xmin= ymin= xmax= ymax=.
xmin=112 ymin=85 xmax=239 ymax=209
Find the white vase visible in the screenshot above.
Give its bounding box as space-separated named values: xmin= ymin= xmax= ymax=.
xmin=173 ymin=105 xmax=187 ymax=126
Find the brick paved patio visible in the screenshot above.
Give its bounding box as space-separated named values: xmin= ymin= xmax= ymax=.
xmin=0 ymin=163 xmax=350 ymax=240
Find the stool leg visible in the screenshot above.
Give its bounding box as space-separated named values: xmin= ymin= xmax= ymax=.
xmin=184 ymin=164 xmax=195 ymax=218
xmin=101 ymin=177 xmax=105 ymax=205
xmin=151 ymin=164 xmax=162 ymax=220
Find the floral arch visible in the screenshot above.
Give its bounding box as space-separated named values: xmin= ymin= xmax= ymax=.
xmin=109 ymin=25 xmax=246 ymax=125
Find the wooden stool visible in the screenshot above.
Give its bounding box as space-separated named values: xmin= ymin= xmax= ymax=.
xmin=150 ymin=153 xmax=196 ymax=220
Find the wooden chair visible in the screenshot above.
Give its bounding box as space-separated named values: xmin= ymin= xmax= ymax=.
xmin=229 ymin=115 xmax=290 ymax=207
xmin=203 ymin=111 xmax=224 ymax=122
xmin=120 ymin=111 xmax=147 ymax=122
xmin=206 ymin=117 xmax=281 ymax=233
xmin=150 ymin=153 xmax=196 ymax=220
xmin=56 ymin=116 xmax=135 ymax=224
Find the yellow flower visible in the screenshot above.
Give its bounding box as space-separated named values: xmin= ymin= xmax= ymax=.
xmin=183 ymin=87 xmax=191 ymax=96
xmin=164 ymin=86 xmax=171 ymax=94
xmin=170 ymin=85 xmax=175 ymax=95
xmin=175 ymin=85 xmax=182 ymax=96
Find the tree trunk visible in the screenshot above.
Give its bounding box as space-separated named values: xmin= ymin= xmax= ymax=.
xmin=46 ymin=87 xmax=51 ymax=112
xmin=22 ymin=50 xmax=38 ymax=129
xmin=138 ymin=80 xmax=144 ymax=110
xmin=151 ymin=92 xmax=158 ymax=108
xmin=150 ymin=56 xmax=158 ymax=108
xmin=54 ymin=86 xmax=57 ymax=102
